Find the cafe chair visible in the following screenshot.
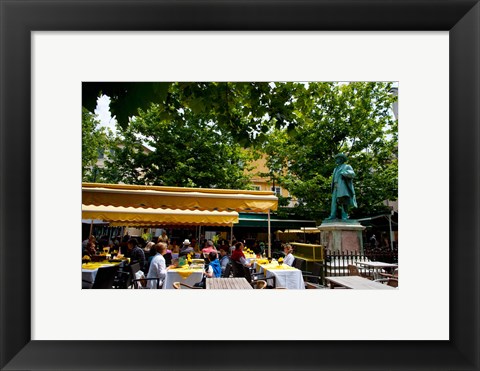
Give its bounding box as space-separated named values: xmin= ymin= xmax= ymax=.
xmin=231 ymin=260 xmax=246 ymax=278
xmin=132 ymin=277 xmax=162 ymax=289
xmin=293 ymin=257 xmax=307 ymax=272
xmin=223 ymin=263 xmax=232 ymax=278
xmin=302 ymin=263 xmax=326 ymax=289
xmin=83 ymin=265 xmax=119 ymax=289
xmin=114 ymin=262 xmax=141 ymax=289
xmin=348 ymin=264 xmax=371 ymax=279
xmin=374 ymin=278 xmax=399 ymax=288
xmin=253 ymin=280 xmax=267 ymax=289
xmin=243 ymin=265 xmax=273 ymax=288
xmin=172 ymin=282 xmax=202 ymax=289
xmin=379 ymin=268 xmax=399 ymax=279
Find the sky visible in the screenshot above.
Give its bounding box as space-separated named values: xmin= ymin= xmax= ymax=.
xmin=94 ymin=95 xmax=116 ymax=132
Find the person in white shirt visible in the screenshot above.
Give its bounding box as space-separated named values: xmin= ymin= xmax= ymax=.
xmin=146 ymin=242 xmax=169 ymax=289
xmin=283 ymin=244 xmax=295 ymax=266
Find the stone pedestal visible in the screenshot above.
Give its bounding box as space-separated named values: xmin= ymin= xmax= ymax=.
xmin=318 ymin=219 xmax=365 ymax=253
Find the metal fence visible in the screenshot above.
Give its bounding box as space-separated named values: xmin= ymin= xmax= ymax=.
xmin=323 ymin=247 xmax=398 ymax=280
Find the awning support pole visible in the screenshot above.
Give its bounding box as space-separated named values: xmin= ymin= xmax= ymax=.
xmin=230 ymin=223 xmax=233 ymax=247
xmin=89 ymin=220 xmax=93 ymax=237
xmin=388 ymin=213 xmax=394 ymax=251
xmin=268 ymin=209 xmax=271 ymax=258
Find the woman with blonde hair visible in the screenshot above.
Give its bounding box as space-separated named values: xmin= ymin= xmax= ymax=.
xmin=283 ymin=244 xmax=295 ymax=266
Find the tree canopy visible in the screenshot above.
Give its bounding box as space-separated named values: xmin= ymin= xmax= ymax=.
xmin=261 ymin=82 xmax=397 ymax=220
xmin=82 ymin=108 xmax=112 ymax=182
xmin=82 ymin=81 xmax=398 ymax=221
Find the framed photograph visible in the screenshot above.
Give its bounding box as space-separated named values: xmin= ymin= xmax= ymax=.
xmin=1 ymin=0 xmax=479 ymax=370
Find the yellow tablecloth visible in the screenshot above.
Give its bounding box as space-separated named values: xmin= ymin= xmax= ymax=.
xmin=82 ymin=261 xmax=118 ymax=270
xmin=169 ymin=266 xmax=203 ymax=279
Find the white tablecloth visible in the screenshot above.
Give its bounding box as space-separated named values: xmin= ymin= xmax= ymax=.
xmin=255 ymin=263 xmax=305 ymax=290
xmin=162 ymin=268 xmax=204 ymax=289
xmin=82 ymin=269 xmax=98 ymax=289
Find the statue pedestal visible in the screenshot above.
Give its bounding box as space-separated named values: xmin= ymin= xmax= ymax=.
xmin=318 ymin=219 xmax=365 ymax=253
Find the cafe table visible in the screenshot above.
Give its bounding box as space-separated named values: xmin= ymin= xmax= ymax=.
xmin=206 ymin=277 xmax=253 ymax=290
xmin=163 ymin=264 xmax=204 ymax=289
xmin=81 ymin=260 xmax=123 ymax=289
xmin=355 ymin=261 xmax=398 ymax=279
xmin=254 ymin=260 xmax=305 ymax=289
xmin=326 ymin=275 xmax=396 ymax=289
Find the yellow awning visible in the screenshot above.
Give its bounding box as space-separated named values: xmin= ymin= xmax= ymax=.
xmin=82 ymin=183 xmax=278 ymax=212
xmin=82 ymin=205 xmax=239 ymax=227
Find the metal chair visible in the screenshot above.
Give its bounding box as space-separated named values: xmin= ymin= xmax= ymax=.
xmin=302 ymin=262 xmax=326 ymax=289
xmin=114 ymin=262 xmax=140 ymax=289
xmin=223 ymin=263 xmax=232 ymax=278
xmin=132 ymin=277 xmax=162 ymax=289
xmin=293 ymin=257 xmax=307 ymax=272
xmin=243 ymin=265 xmax=272 ymax=288
xmin=231 ymin=260 xmax=246 ymax=278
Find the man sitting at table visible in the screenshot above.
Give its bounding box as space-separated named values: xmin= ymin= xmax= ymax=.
xmin=82 ymin=241 xmax=97 ymax=258
xmin=283 ymin=244 xmax=295 ymax=266
xmin=179 ymin=239 xmax=194 ymax=258
xmin=127 ymin=238 xmax=146 ymax=271
xmin=178 ymin=238 xmax=195 ymax=257
xmin=146 ymin=242 xmax=170 ymax=289
xmin=230 ymin=242 xmax=252 ymax=267
xmin=219 ymin=247 xmax=230 ymax=275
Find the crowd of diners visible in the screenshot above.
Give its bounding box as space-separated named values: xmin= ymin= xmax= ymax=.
xmin=82 ymin=231 xmax=297 ymax=289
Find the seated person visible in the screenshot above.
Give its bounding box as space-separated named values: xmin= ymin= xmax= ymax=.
xmin=206 ymin=251 xmax=222 ymax=278
xmin=170 ymin=240 xmax=180 ymax=254
xmin=194 ymin=251 xmax=222 ymax=288
xmin=82 ymin=241 xmax=97 ymax=258
xmin=127 ymin=238 xmax=146 ymax=272
xmin=283 ymin=244 xmax=295 ymax=266
xmin=201 ymin=240 xmax=217 ymax=258
xmin=144 ymin=241 xmax=155 ymax=253
xmin=179 ymin=239 xmax=194 ymax=257
xmin=146 ymin=242 xmax=171 ymax=289
xmin=230 ymin=242 xmax=251 ymax=267
xmin=218 ymin=248 xmax=230 ymax=275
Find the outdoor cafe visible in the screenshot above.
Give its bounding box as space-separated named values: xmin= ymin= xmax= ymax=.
xmin=81 ymin=183 xmax=398 ymax=290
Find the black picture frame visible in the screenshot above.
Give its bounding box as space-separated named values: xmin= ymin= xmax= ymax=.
xmin=1 ymin=1 xmax=479 ymax=370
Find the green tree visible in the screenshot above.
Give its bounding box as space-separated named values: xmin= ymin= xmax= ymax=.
xmin=101 ymin=102 xmax=255 ymax=188
xmin=262 ymin=82 xmax=398 ymax=220
xmin=82 ymin=108 xmax=112 ymax=181
xmin=82 ymin=82 xmax=296 ymax=147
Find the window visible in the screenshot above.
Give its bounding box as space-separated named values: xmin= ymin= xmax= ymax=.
xmin=271 ymin=186 xmax=281 ymax=196
xmin=97 ymin=149 xmax=104 ymax=159
xmin=253 ymin=185 xmax=261 ymax=191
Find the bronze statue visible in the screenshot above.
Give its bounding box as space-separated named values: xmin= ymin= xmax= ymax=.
xmin=326 ymin=153 xmax=357 ymax=220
